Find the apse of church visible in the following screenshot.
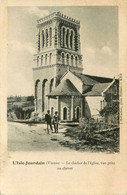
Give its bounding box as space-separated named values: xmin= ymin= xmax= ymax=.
xmin=33 ymin=12 xmax=83 ymax=115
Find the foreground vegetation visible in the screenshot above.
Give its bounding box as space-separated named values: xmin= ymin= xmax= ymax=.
xmin=59 ymin=118 xmax=119 ymax=153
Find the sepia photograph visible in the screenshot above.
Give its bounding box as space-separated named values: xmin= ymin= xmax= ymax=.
xmin=7 ymin=6 xmax=120 ymax=153
xmin=1 ymin=1 xmax=127 ymax=195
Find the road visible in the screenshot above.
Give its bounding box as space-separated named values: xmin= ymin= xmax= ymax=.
xmin=8 ymin=122 xmax=74 ymax=151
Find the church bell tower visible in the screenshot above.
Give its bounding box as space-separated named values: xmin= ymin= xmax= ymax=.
xmin=33 ymin=11 xmax=83 ymax=114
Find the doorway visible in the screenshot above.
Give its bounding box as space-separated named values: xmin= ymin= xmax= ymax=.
xmin=63 ymin=107 xmax=67 ymax=120
xmin=76 ymin=107 xmax=80 ymax=120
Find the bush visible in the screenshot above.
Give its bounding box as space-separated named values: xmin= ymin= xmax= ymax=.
xmin=7 ymin=112 xmax=17 ymax=120
xmin=100 ymin=101 xmax=119 ymax=125
xmin=79 ymin=117 xmax=89 ymax=129
xmin=79 ymin=117 xmax=94 ymax=140
xmin=29 ymin=112 xmax=45 ymax=122
xmin=14 ymin=107 xmax=23 ymax=119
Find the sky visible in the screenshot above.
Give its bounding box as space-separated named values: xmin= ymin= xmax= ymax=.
xmin=7 ymin=6 xmax=118 ymax=96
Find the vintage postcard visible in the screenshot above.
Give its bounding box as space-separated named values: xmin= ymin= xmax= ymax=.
xmin=0 ymin=0 xmax=127 ymax=194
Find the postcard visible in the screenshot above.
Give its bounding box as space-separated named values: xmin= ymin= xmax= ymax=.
xmin=0 ymin=0 xmax=127 ymax=194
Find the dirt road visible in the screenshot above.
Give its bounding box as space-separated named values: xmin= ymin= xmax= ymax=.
xmin=8 ymin=122 xmax=74 ymax=151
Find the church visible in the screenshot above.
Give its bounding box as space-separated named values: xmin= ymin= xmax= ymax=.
xmin=33 ymin=11 xmax=119 ymax=121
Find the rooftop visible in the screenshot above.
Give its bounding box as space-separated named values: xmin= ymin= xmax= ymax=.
xmin=37 ymin=11 xmax=80 ymax=25
xmin=84 ymin=74 xmax=114 ymax=83
xmin=73 ymin=72 xmax=99 ymax=85
xmin=84 ymin=83 xmax=111 ymax=96
xmin=47 ymin=79 xmax=81 ymax=97
xmin=73 ymin=72 xmax=113 ymax=85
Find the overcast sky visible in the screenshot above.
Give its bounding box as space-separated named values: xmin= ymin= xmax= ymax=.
xmin=8 ymin=6 xmax=118 ymax=96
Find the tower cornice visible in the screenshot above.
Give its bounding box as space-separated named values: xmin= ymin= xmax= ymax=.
xmin=33 ymin=64 xmax=83 ymax=71
xmin=37 ymin=11 xmax=80 ymax=27
xmin=34 ymin=47 xmax=82 ymax=57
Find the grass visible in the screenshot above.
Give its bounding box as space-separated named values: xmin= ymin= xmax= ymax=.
xmin=59 ymin=126 xmax=119 ymax=153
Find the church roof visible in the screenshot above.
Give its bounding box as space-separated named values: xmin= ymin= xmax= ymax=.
xmin=84 ymin=83 xmax=111 ymax=96
xmin=47 ymin=79 xmax=81 ymax=97
xmin=83 ymin=74 xmax=113 ymax=83
xmin=73 ymin=72 xmax=113 ymax=85
xmin=73 ymin=72 xmax=99 ymax=85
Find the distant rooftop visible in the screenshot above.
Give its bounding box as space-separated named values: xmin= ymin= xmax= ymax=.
xmin=37 ymin=11 xmax=80 ymax=25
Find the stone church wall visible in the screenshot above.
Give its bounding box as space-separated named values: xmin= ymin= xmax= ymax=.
xmin=85 ymin=96 xmax=104 ymax=117
xmin=49 ymin=98 xmax=57 ymax=116
xmin=73 ymin=97 xmax=82 ymax=119
xmin=49 ymin=96 xmax=83 ymax=121
xmin=60 ymin=97 xmax=71 ymax=120
xmin=33 ymin=66 xmax=56 ymax=82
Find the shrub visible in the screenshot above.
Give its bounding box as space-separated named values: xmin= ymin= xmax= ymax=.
xmin=79 ymin=117 xmax=89 ymax=129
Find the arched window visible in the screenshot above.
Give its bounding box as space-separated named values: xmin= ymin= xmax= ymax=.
xmin=38 ymin=32 xmax=40 ymax=51
xmin=70 ymin=30 xmax=73 ymax=49
xmin=49 ymin=27 xmax=52 ymax=46
xmin=63 ymin=107 xmax=67 ymax=120
xmin=75 ymin=56 xmax=78 ymax=67
xmin=42 ymin=79 xmax=48 ymax=112
xmin=62 ymin=28 xmax=65 ymax=47
xmin=62 ymin=53 xmax=65 ymax=64
xmin=55 ymin=28 xmax=57 ymax=46
xmin=49 ymin=78 xmax=54 ymax=92
xmin=35 ymin=80 xmax=40 ymax=100
xmin=41 ymin=55 xmax=43 ymax=66
xmin=66 ymin=29 xmax=69 ymax=48
xmin=67 ymin=54 xmax=69 ymax=65
xmin=45 ymin=54 xmax=47 ymax=65
xmin=76 ymin=107 xmax=80 ymax=120
xmin=75 ymin=31 xmax=78 ymax=51
xmin=49 ymin=53 xmax=52 ymax=65
xmin=37 ymin=56 xmax=39 ymax=66
xmin=35 ymin=80 xmax=40 ymax=112
xmin=71 ymin=55 xmax=73 ymax=66
xmin=42 ymin=30 xmax=44 ymax=48
xmin=46 ymin=29 xmax=48 ymax=47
